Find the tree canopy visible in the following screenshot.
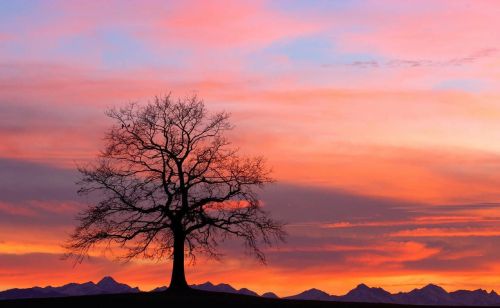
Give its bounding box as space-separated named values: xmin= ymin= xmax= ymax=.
xmin=66 ymin=94 xmax=285 ymax=290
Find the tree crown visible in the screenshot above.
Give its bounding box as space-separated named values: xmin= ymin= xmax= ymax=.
xmin=66 ymin=94 xmax=285 ymax=264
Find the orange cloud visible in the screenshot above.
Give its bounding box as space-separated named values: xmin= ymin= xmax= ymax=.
xmin=346 ymin=241 xmax=440 ymax=265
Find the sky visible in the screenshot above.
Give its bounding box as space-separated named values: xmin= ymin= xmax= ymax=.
xmin=1 ymin=0 xmax=500 ymax=297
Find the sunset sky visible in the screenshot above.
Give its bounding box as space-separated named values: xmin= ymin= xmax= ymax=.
xmin=1 ymin=0 xmax=500 ymax=297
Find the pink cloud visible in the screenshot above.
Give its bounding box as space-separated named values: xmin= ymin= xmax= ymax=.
xmin=3 ymin=62 xmax=500 ymax=202
xmin=337 ymin=0 xmax=500 ymax=59
xmin=156 ymin=0 xmax=322 ymax=49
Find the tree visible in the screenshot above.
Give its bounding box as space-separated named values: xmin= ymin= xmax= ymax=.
xmin=65 ymin=94 xmax=285 ymax=291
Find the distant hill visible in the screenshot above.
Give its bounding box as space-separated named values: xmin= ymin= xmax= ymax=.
xmin=2 ymin=277 xmax=500 ymax=306
xmin=262 ymin=292 xmax=279 ymax=299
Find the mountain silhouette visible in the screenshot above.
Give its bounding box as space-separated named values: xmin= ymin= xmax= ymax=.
xmin=393 ymin=284 xmax=452 ymax=305
xmin=284 ymin=288 xmax=332 ymax=301
xmin=341 ymin=283 xmax=393 ymax=303
xmin=194 ymin=282 xmax=238 ymax=294
xmin=449 ymin=289 xmax=500 ymax=306
xmin=152 ymin=281 xmax=259 ymax=296
xmin=283 ymin=283 xmax=500 ymax=306
xmin=2 ymin=277 xmax=500 ymax=306
xmin=0 ymin=277 xmax=139 ymax=300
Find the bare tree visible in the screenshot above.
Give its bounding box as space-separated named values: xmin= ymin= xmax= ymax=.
xmin=65 ymin=94 xmax=285 ymax=291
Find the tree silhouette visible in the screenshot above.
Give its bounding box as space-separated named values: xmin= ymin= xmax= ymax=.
xmin=65 ymin=94 xmax=285 ymax=291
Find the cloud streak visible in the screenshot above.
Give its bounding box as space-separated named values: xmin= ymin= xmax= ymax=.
xmin=346 ymin=48 xmax=499 ymax=69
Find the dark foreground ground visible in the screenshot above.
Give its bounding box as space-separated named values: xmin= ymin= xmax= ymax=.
xmin=2 ymin=289 xmax=499 ymax=308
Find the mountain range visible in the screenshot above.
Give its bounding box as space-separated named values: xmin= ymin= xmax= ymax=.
xmin=0 ymin=277 xmax=139 ymax=300
xmin=1 ymin=277 xmax=499 ymax=306
xmin=285 ymin=284 xmax=500 ymax=306
xmin=152 ymin=281 xmax=278 ymax=298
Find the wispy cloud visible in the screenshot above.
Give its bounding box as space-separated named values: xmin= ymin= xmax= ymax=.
xmin=345 ymin=49 xmax=498 ymax=69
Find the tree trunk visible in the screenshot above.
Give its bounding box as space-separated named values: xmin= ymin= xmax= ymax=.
xmin=168 ymin=232 xmax=189 ymax=291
